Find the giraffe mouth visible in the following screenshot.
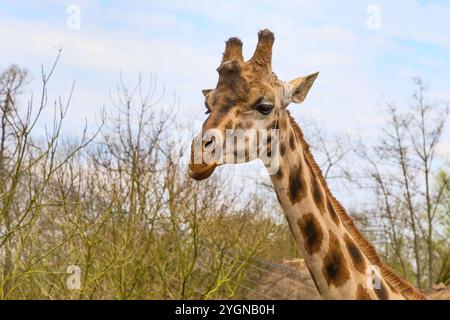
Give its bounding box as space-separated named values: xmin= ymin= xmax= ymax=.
xmin=188 ymin=162 xmax=217 ymax=181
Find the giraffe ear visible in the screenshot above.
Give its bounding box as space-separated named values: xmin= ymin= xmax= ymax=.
xmin=202 ymin=89 xmax=213 ymax=97
xmin=288 ymin=72 xmax=319 ymax=104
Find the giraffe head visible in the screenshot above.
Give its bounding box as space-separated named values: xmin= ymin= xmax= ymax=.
xmin=189 ymin=29 xmax=318 ymax=180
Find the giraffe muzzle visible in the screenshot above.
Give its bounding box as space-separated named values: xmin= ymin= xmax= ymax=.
xmin=188 ymin=162 xmax=217 ymax=180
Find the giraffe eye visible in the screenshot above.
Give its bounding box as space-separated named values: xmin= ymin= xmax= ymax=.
xmin=255 ymin=104 xmax=274 ymax=115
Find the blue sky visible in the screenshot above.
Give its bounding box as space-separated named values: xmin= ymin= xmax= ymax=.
xmin=1 ymin=0 xmax=449 ymax=204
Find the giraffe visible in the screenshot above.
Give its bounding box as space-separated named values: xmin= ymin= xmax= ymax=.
xmin=188 ymin=29 xmax=426 ymax=300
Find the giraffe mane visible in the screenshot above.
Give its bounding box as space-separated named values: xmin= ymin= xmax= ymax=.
xmin=286 ymin=111 xmax=426 ymax=300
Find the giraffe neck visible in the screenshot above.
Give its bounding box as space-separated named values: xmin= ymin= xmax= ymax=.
xmin=268 ymin=111 xmax=409 ymax=300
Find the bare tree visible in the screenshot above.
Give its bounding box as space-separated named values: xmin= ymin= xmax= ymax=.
xmin=0 ymin=53 xmax=96 ymax=298
xmin=0 ymin=64 xmax=28 ymax=295
xmin=357 ymin=78 xmax=449 ymax=288
xmin=407 ymin=78 xmax=449 ymax=287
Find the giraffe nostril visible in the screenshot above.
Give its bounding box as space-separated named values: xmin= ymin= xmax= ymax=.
xmin=204 ymin=136 xmax=215 ymax=149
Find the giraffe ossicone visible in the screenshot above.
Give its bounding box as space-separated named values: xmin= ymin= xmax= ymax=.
xmin=188 ymin=29 xmax=426 ymax=300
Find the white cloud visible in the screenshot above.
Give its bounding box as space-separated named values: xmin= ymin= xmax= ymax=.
xmin=0 ymin=0 xmax=448 ymax=138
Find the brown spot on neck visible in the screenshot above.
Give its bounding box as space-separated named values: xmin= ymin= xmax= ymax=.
xmin=344 ymin=234 xmax=366 ymax=274
xmin=322 ymin=232 xmax=351 ymax=287
xmin=288 ymin=163 xmax=307 ymax=204
xmin=302 ymin=154 xmax=326 ymax=214
xmin=297 ymin=213 xmax=324 ymax=255
xmin=326 ymin=198 xmax=341 ymax=226
xmin=311 ymin=173 xmax=325 ymax=213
